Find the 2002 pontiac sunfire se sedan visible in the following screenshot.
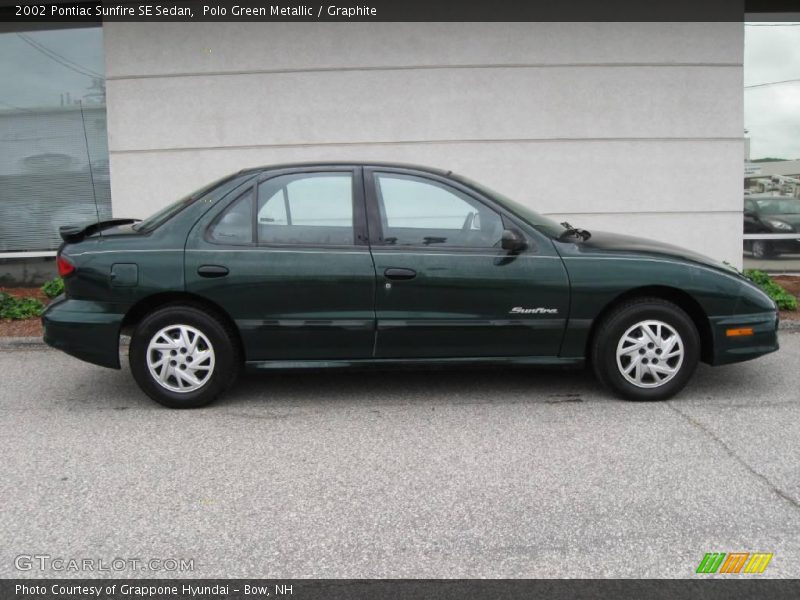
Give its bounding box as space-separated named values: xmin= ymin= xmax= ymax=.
xmin=43 ymin=163 xmax=779 ymax=408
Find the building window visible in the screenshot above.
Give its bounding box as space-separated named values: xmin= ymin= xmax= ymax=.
xmin=0 ymin=27 xmax=110 ymax=254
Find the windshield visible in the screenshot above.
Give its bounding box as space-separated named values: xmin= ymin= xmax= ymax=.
xmin=754 ymin=198 xmax=800 ymax=215
xmin=133 ymin=173 xmax=244 ymax=232
xmin=452 ymin=174 xmax=567 ymax=237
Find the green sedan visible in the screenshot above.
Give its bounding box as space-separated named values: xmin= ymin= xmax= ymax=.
xmin=43 ymin=163 xmax=779 ymax=408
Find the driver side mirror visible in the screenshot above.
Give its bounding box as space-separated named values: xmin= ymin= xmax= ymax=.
xmin=744 ymin=209 xmax=756 ymax=218
xmin=501 ymin=229 xmax=527 ymax=253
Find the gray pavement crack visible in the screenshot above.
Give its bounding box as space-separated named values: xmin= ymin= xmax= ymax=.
xmin=667 ymin=402 xmax=800 ymax=511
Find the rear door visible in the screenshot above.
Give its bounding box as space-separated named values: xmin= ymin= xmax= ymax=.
xmin=364 ymin=167 xmax=570 ymax=359
xmin=185 ymin=166 xmax=376 ymax=361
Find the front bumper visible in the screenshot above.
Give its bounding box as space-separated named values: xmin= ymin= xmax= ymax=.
xmin=42 ymin=296 xmax=124 ymax=369
xmin=708 ymin=311 xmax=780 ymax=366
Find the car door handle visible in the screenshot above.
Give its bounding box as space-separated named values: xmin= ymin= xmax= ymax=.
xmin=384 ymin=268 xmax=417 ymax=281
xmin=197 ymin=265 xmax=229 ymax=278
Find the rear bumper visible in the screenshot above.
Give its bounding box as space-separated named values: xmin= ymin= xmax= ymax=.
xmin=708 ymin=311 xmax=780 ymax=366
xmin=42 ymin=296 xmax=123 ymax=369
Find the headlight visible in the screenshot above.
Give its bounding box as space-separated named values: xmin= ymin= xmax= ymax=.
xmin=764 ymin=219 xmax=794 ymax=231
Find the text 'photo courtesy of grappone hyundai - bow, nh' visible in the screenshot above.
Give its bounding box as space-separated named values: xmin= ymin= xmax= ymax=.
xmin=42 ymin=163 xmax=779 ymax=408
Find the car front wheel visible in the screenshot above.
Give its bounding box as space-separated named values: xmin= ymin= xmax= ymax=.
xmin=591 ymin=298 xmax=700 ymax=401
xmin=129 ymin=305 xmax=239 ymax=408
xmin=751 ymin=239 xmax=777 ymax=259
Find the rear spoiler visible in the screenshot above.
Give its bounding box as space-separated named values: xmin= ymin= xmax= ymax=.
xmin=59 ymin=219 xmax=140 ymax=243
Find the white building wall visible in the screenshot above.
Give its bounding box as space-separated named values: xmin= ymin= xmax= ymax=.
xmin=104 ymin=22 xmax=744 ymax=264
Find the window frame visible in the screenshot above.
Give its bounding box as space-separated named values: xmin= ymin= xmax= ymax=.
xmin=364 ymin=167 xmax=534 ymax=253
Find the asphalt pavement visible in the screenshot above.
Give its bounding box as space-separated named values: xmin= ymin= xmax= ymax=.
xmin=1 ymin=333 xmax=799 ymax=578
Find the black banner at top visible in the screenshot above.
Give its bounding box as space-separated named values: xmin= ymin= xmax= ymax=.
xmin=0 ymin=0 xmax=775 ymax=24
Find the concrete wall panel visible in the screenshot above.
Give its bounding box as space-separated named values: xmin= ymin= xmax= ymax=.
xmin=104 ymin=22 xmax=742 ymax=78
xmin=106 ymin=66 xmax=741 ymax=151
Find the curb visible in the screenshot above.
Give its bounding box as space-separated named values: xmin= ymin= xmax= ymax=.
xmin=0 ymin=336 xmax=46 ymax=349
xmin=780 ymin=319 xmax=800 ymax=331
xmin=1 ymin=325 xmax=798 ymax=350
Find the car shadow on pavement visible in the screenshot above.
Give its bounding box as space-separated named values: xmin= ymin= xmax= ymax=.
xmin=51 ymin=353 xmax=775 ymax=411
xmin=212 ymin=359 xmax=777 ymax=410
xmin=222 ymin=365 xmax=607 ymax=409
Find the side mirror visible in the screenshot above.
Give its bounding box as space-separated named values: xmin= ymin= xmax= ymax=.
xmin=501 ymin=229 xmax=527 ymax=253
xmin=743 ymin=209 xmax=755 ymax=218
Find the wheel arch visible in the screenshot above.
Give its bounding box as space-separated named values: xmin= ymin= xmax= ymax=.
xmin=120 ymin=292 xmax=245 ymax=360
xmin=586 ymin=286 xmax=714 ymax=364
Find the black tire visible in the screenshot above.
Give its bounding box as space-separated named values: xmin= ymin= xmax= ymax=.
xmin=129 ymin=305 xmax=240 ymax=408
xmin=751 ymin=239 xmax=776 ymax=259
xmin=591 ymin=298 xmax=700 ymax=401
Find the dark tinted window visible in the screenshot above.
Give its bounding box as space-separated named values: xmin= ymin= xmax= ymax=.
xmin=257 ymin=173 xmax=354 ymax=245
xmin=375 ymin=173 xmax=503 ymax=248
xmin=208 ymin=188 xmax=254 ymax=244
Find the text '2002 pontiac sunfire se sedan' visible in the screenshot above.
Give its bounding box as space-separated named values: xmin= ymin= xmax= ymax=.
xmin=43 ymin=163 xmax=779 ymax=408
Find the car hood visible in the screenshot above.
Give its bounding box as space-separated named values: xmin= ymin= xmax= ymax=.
xmin=569 ymin=230 xmax=735 ymax=273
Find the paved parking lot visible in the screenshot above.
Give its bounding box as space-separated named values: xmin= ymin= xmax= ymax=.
xmin=1 ymin=333 xmax=799 ymax=578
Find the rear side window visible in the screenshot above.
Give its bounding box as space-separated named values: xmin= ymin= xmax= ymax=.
xmin=257 ymin=173 xmax=354 ymax=246
xmin=135 ymin=172 xmax=250 ymax=233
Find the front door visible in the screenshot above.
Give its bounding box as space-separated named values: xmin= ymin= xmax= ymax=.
xmin=364 ymin=168 xmax=570 ymax=359
xmin=185 ymin=167 xmax=376 ymax=361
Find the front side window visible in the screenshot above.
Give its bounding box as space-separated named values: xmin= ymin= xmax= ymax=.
xmin=257 ymin=173 xmax=354 ymax=245
xmin=374 ymin=173 xmax=503 ymax=248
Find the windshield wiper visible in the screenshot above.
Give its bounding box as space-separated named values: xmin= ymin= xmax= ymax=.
xmin=559 ymin=222 xmax=591 ymax=241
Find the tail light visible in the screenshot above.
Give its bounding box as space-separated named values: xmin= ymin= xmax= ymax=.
xmin=57 ymin=254 xmax=76 ymax=277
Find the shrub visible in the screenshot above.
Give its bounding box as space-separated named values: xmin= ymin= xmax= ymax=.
xmin=743 ymin=269 xmax=798 ymax=311
xmin=41 ymin=277 xmax=65 ymax=298
xmin=0 ymin=292 xmax=44 ymax=320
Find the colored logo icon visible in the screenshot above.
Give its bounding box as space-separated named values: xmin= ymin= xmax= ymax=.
xmin=696 ymin=552 xmax=773 ymax=574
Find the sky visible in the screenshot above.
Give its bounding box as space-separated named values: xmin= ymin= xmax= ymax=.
xmin=744 ymin=23 xmax=800 ymax=160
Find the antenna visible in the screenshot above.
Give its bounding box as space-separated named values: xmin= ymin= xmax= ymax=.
xmin=78 ymin=100 xmax=103 ymax=236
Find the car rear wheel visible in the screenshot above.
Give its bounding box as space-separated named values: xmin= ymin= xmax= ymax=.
xmin=591 ymin=298 xmax=699 ymax=401
xmin=129 ymin=305 xmax=240 ymax=408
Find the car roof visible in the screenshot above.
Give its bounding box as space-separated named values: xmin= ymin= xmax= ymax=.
xmin=238 ymin=161 xmax=453 ymax=177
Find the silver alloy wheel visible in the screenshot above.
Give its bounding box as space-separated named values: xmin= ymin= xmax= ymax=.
xmin=146 ymin=324 xmax=215 ymax=393
xmin=615 ymin=320 xmax=684 ymax=389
